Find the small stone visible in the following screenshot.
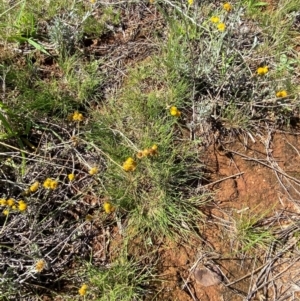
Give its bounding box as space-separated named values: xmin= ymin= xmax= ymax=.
xmin=194 ymin=266 xmax=222 ymax=287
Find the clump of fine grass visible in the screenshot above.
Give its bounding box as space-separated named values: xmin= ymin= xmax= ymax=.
xmin=232 ymin=208 xmax=276 ymax=254
xmin=87 ymin=55 xmax=208 ymax=240
xmin=86 ymin=254 xmax=155 ymax=301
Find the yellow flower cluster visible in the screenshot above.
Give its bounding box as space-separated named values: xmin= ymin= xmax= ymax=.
xmin=35 ymin=259 xmax=46 ymax=273
xmin=1 ymin=198 xmax=27 ymax=214
xmin=170 ymin=106 xmax=181 ymax=117
xmin=18 ymin=200 xmax=27 ymax=211
xmin=209 ymin=4 xmax=232 ymax=32
xmin=137 ymin=144 xmax=158 ymax=159
xmin=210 ymin=16 xmax=220 ymax=23
xmin=103 ymin=201 xmax=115 ymax=214
xmin=217 ymin=23 xmax=226 ymax=32
xmin=187 ymin=0 xmax=194 ymax=5
xmin=123 ymin=157 xmax=137 ymax=172
xmin=7 ymin=198 xmax=15 ymax=207
xmin=276 ymin=90 xmax=287 ymax=98
xmin=71 ymin=111 xmax=84 ymax=122
xmin=79 ymin=284 xmax=88 ymax=296
xmin=89 ymin=167 xmax=98 ymax=176
xmin=210 ymin=17 xmax=226 ymax=32
xmin=43 ymin=178 xmax=58 ymax=190
xmin=257 ymin=66 xmax=269 ymax=75
xmin=29 ymin=181 xmax=40 ymax=193
xmin=223 ymin=2 xmax=232 ymax=12
xmin=68 ymin=173 xmax=75 ymax=181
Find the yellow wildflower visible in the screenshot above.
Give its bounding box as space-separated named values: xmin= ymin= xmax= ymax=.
xmin=103 ymin=202 xmax=115 ymax=214
xmin=276 ymin=90 xmax=288 ymax=98
xmin=43 ymin=178 xmax=58 ymax=190
xmin=170 ymin=106 xmax=181 ymax=117
xmin=18 ymin=200 xmax=27 ymax=211
xmin=217 ymin=23 xmax=226 ymax=32
xmin=137 ymin=151 xmax=144 ymax=159
xmin=89 ymin=167 xmax=98 ymax=176
xmin=29 ymin=181 xmax=40 ymax=193
xmin=187 ymin=0 xmax=194 ymax=5
xmin=90 ymin=0 xmax=96 ymax=3
xmin=12 ymin=205 xmax=17 ymax=210
xmin=43 ymin=178 xmax=52 ymax=189
xmin=149 ymin=0 xmax=155 ymax=3
xmin=149 ymin=144 xmax=158 ymax=156
xmin=142 ymin=149 xmax=151 ymax=157
xmin=223 ymin=2 xmax=232 ymax=12
xmin=257 ymin=66 xmax=269 ymax=75
xmin=35 ymin=259 xmax=46 ymax=273
xmin=3 ymin=209 xmax=9 ymax=216
xmin=7 ymin=198 xmax=15 ymax=207
xmin=68 ymin=173 xmax=75 ymax=181
xmin=50 ymin=180 xmax=58 ymax=190
xmin=78 ymin=284 xmax=88 ymax=296
xmin=123 ymin=157 xmax=137 ymax=172
xmin=71 ymin=111 xmax=84 ymax=122
xmin=210 ymin=16 xmax=220 ymax=23
xmin=0 ymin=199 xmax=7 ymax=206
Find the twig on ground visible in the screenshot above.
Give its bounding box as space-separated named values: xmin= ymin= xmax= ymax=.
xmin=223 ymin=147 xmax=300 ymax=185
xmin=197 ymin=172 xmax=244 ymax=191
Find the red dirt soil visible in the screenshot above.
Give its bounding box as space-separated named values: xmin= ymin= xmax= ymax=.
xmin=155 ymin=130 xmax=300 ymax=301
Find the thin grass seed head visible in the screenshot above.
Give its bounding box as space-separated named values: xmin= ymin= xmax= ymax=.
xmin=123 ymin=157 xmax=137 ymax=172
xmin=170 ymin=106 xmax=181 ymax=117
xmin=7 ymin=198 xmax=15 ymax=207
xmin=257 ymin=66 xmax=269 ymax=75
xmin=217 ymin=23 xmax=226 ymax=32
xmin=223 ymin=2 xmax=232 ymax=12
xmin=18 ymin=200 xmax=27 ymax=211
xmin=89 ymin=167 xmax=98 ymax=176
xmin=29 ymin=181 xmax=40 ymax=192
xmin=78 ymin=284 xmax=88 ymax=296
xmin=276 ymin=90 xmax=288 ymax=98
xmin=68 ymin=173 xmax=75 ymax=181
xmin=210 ymin=16 xmax=220 ymax=23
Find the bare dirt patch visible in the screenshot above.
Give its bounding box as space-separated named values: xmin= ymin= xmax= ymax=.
xmin=151 ymin=129 xmax=300 ymax=300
